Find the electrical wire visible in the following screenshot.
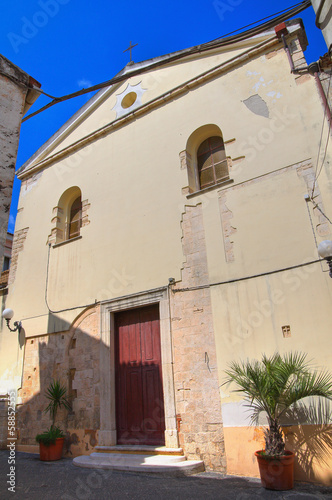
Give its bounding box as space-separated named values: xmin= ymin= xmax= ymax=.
xmin=172 ymin=258 xmax=322 ymax=293
xmin=311 ymin=202 xmax=332 ymax=225
xmin=314 ymin=73 xmax=332 ymax=181
xmin=315 ymin=0 xmax=325 ymax=27
xmin=315 ymin=130 xmax=331 ymax=184
xmin=311 ymin=72 xmax=332 ymax=199
xmin=0 ymin=69 xmax=29 ymax=92
xmin=44 ymin=243 xmax=168 ymax=316
xmin=305 ymin=200 xmax=325 ymax=271
xmin=315 ymin=0 xmax=332 ymax=30
xmin=22 ymin=0 xmax=311 ymax=123
xmin=208 ymin=1 xmax=310 ymax=42
xmin=31 ymin=87 xmax=58 ymax=100
xmin=45 ymin=243 xmax=97 ymax=314
xmin=41 ymin=229 xmax=326 ymax=316
xmin=311 ymin=94 xmax=329 ymax=198
xmin=0 ymin=69 xmax=58 ymax=99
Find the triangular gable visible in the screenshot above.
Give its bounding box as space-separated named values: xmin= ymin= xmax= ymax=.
xmin=17 ymin=19 xmax=306 ymax=179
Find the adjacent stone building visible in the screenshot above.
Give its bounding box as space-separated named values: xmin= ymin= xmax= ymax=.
xmin=0 ymin=55 xmax=40 ymax=272
xmin=0 ymin=232 xmax=13 ymax=289
xmin=0 ymin=56 xmax=40 ymax=449
xmin=1 ymin=19 xmax=332 ymax=483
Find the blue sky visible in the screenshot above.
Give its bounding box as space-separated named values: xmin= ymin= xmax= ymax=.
xmin=1 ymin=1 xmax=328 ymax=233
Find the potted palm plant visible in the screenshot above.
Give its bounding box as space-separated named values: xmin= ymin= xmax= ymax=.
xmin=224 ymin=352 xmax=332 ymax=490
xmin=36 ymin=379 xmax=71 ymax=461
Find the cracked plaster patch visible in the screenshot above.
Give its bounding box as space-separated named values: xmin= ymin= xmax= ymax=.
xmin=243 ymin=94 xmax=269 ymax=118
xmin=112 ymin=82 xmax=146 ymax=119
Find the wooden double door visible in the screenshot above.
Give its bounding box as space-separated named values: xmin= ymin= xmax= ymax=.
xmin=115 ymin=304 xmax=165 ymax=445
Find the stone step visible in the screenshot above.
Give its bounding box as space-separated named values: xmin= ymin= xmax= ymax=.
xmin=94 ymin=445 xmax=184 ymax=456
xmin=73 ymin=452 xmax=205 ymax=476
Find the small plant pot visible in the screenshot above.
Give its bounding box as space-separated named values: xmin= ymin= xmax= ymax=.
xmin=255 ymin=450 xmax=294 ymax=490
xmin=39 ymin=437 xmax=64 ymax=461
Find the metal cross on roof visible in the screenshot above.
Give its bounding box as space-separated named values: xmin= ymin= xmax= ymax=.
xmin=123 ymin=41 xmax=138 ymax=62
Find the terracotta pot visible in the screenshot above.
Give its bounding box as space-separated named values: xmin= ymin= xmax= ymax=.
xmin=255 ymin=450 xmax=294 ymax=490
xmin=39 ymin=437 xmax=64 ymax=461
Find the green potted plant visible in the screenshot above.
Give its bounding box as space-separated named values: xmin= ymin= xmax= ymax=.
xmin=36 ymin=379 xmax=71 ymax=461
xmin=223 ymin=352 xmax=332 ymax=490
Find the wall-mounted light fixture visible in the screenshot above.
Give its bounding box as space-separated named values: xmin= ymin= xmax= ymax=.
xmin=2 ymin=308 xmax=22 ymax=333
xmin=318 ymin=240 xmax=332 ymax=278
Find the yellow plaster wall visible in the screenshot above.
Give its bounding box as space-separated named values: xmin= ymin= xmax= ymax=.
xmin=4 ymin=35 xmax=331 ymax=370
xmin=9 ymin=113 xmax=187 ymax=335
xmin=224 ymin=425 xmax=332 ymax=485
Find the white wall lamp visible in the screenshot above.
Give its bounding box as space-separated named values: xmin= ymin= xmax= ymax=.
xmin=2 ymin=308 xmax=22 ymax=333
xmin=318 ymin=240 xmax=332 ymax=278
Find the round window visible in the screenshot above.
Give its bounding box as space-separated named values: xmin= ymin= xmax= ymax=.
xmin=121 ymin=92 xmax=137 ymax=109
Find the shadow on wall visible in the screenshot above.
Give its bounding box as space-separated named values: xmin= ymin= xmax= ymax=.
xmin=17 ymin=308 xmax=101 ymax=456
xmin=283 ymin=401 xmax=332 ymax=483
xmin=16 ymin=307 xmax=167 ymax=457
xmin=47 ymin=312 xmax=71 ymax=335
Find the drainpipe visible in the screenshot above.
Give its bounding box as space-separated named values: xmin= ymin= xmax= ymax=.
xmin=309 ymin=62 xmax=332 ymax=133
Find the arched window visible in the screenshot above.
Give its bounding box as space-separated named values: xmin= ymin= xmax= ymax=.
xmin=197 ymin=136 xmax=228 ymax=189
xmin=68 ymin=196 xmax=82 ymax=240
xmin=181 ymin=125 xmax=231 ymax=194
xmin=48 ymin=186 xmax=89 ymax=245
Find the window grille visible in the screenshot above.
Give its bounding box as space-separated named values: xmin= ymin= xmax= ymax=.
xmin=197 ymin=136 xmax=228 ymax=189
xmin=68 ymin=196 xmax=82 ymax=240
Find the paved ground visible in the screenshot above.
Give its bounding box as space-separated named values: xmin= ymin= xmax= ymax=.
xmin=1 ymin=451 xmax=332 ymax=500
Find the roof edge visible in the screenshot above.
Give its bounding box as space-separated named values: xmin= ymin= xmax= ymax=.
xmin=18 ymin=13 xmax=309 ymax=176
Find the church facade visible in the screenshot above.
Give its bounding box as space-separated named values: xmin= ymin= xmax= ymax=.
xmin=1 ymin=20 xmax=332 ymax=482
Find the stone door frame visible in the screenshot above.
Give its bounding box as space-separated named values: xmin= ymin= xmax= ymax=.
xmin=99 ymin=287 xmax=179 ymax=448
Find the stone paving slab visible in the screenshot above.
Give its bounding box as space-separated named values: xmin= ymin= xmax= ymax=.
xmin=1 ymin=451 xmax=332 ymax=500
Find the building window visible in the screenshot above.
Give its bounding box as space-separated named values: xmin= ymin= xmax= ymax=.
xmin=2 ymin=256 xmax=10 ymax=272
xmin=48 ymin=186 xmax=90 ymax=246
xmin=197 ymin=136 xmax=228 ymax=189
xmin=181 ymin=125 xmax=232 ymax=194
xmin=68 ymin=196 xmax=82 ymax=239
